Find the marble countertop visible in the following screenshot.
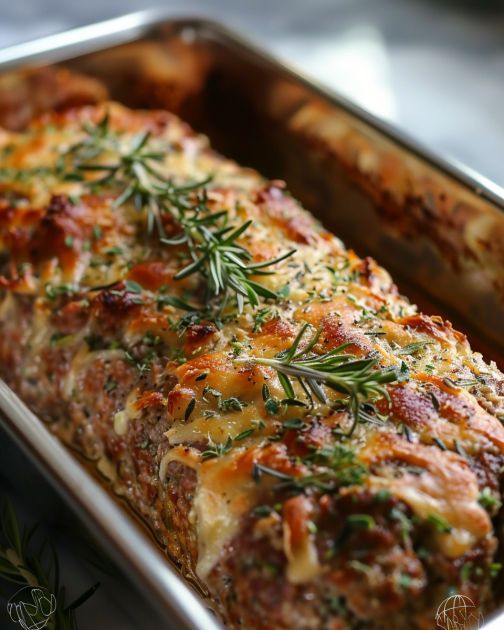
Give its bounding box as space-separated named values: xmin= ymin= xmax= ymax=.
xmin=0 ymin=1 xmax=503 ymax=628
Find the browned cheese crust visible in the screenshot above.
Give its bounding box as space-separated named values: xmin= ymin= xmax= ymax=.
xmin=1 ymin=101 xmax=504 ymax=629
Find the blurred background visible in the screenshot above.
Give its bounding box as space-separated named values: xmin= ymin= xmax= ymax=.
xmin=1 ymin=0 xmax=504 ymax=186
xmin=0 ymin=1 xmax=503 ymax=628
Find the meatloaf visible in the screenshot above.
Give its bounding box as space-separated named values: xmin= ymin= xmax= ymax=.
xmin=1 ymin=101 xmax=504 ymax=629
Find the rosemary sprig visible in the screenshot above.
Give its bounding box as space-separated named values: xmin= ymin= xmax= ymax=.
xmin=64 ymin=113 xmax=295 ymax=313
xmin=164 ymin=216 xmax=294 ymax=312
xmin=236 ymin=324 xmax=398 ymax=435
xmin=0 ymin=499 xmax=98 ymax=630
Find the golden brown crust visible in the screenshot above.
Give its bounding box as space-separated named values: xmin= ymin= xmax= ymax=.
xmin=1 ymin=102 xmax=503 ymax=628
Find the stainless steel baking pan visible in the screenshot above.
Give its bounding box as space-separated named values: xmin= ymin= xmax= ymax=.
xmin=0 ymin=10 xmax=503 ymax=628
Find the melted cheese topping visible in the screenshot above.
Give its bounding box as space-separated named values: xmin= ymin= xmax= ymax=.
xmin=283 ymin=527 xmax=321 ymax=584
xmin=363 ymin=433 xmax=491 ymax=556
xmin=191 ymin=450 xmax=261 ymax=579
xmin=282 ymin=495 xmax=321 ymax=584
xmin=113 ymin=389 xmax=141 ymax=436
xmin=1 ymin=102 xmax=503 ymax=593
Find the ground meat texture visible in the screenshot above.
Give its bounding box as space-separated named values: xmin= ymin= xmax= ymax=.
xmin=1 ymin=100 xmax=504 ymax=628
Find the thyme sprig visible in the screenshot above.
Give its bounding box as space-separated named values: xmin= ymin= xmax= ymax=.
xmin=64 ymin=113 xmax=295 ymax=313
xmin=201 ymin=435 xmax=233 ymax=461
xmin=237 ymin=324 xmax=398 ymax=435
xmin=0 ymin=499 xmax=98 ymax=630
xmin=253 ymin=443 xmax=367 ymax=494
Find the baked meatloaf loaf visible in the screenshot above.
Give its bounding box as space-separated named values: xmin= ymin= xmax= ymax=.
xmin=1 ymin=102 xmax=503 ymax=629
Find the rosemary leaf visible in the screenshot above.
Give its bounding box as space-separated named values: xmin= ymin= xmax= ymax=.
xmin=236 ymin=324 xmax=398 ymax=436
xmin=66 ymin=113 xmax=295 ymax=316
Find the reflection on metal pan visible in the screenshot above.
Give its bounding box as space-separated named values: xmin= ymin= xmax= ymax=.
xmin=0 ymin=11 xmax=503 ymax=628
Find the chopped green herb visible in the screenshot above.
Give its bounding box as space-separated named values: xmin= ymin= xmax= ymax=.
xmin=391 ymin=507 xmax=412 ymax=543
xmin=254 ymin=505 xmax=273 ymax=517
xmin=478 ymin=487 xmax=502 ymax=510
xmin=346 ymin=514 xmax=375 ymax=529
xmin=398 ymin=573 xmax=413 ymax=590
xmin=265 ymin=398 xmax=280 ymax=415
xmin=433 ymin=437 xmax=447 ymax=451
xmin=185 ymin=398 xmax=196 ymax=421
xmin=142 ymin=331 xmax=161 ymax=347
xmin=327 ymin=597 xmax=347 ymax=615
xmin=460 ymin=562 xmax=473 ymax=583
xmin=45 ymin=283 xmax=79 ymax=300
xmin=307 ymin=520 xmax=318 ymax=534
xmin=490 ymin=562 xmax=502 ymax=578
xmin=124 ymin=351 xmax=152 ymax=376
xmin=397 ymin=341 xmax=433 ymax=355
xmin=230 ymin=338 xmax=251 ymax=357
xmin=454 ymin=439 xmax=468 ymax=459
xmin=124 ymin=280 xmax=143 ymax=294
xmin=202 ymin=386 xmax=221 ymax=401
xmin=50 ymin=333 xmax=74 ymax=348
xmin=104 ymin=377 xmax=118 ymax=393
xmin=234 ymin=428 xmax=255 ymax=441
xmin=374 ymin=489 xmax=391 ymax=502
xmin=455 ymin=378 xmax=480 ymax=388
xmin=253 ymin=307 xmax=275 ymax=333
xmin=282 ymin=418 xmax=305 ymax=430
xmin=417 ymin=546 xmax=430 ymax=560
xmin=277 ymin=284 xmax=290 ymax=298
xmin=263 ymin=562 xmax=279 ymax=577
xmin=348 ymin=560 xmax=370 ymax=574
xmin=427 ymin=514 xmax=452 ymax=533
xmin=398 ymin=423 xmax=413 ymax=443
xmin=398 ymin=361 xmax=410 ymax=382
xmin=201 ymin=435 xmax=233 ymax=460
xmin=105 ymin=246 xmax=123 ymax=256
